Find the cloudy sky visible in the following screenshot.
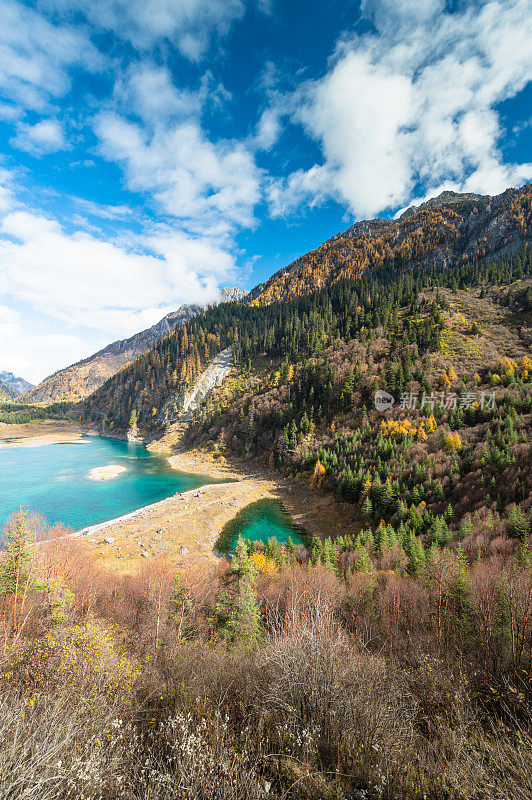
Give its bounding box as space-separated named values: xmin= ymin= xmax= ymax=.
xmin=0 ymin=0 xmax=530 ymax=383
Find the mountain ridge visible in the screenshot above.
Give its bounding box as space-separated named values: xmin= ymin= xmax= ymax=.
xmin=0 ymin=371 xmax=34 ymax=396
xmin=83 ymin=183 xmax=532 ymax=441
xmin=26 ymin=287 xmax=247 ymax=403
xmin=250 ymin=183 xmax=531 ymax=303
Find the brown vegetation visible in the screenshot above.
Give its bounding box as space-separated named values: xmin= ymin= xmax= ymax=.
xmin=0 ymin=510 xmax=530 ymax=799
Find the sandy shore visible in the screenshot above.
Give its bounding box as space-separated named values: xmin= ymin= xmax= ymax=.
xmin=0 ymin=420 xmax=86 ymax=447
xmin=78 ymin=447 xmax=361 ymax=575
xmin=88 ymin=464 xmax=128 ymax=480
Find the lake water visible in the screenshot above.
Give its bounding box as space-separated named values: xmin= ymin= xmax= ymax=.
xmin=217 ymin=499 xmax=306 ymax=552
xmin=0 ymin=436 xmax=220 ymax=531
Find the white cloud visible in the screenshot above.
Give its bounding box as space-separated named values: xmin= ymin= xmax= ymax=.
xmin=94 ymin=110 xmax=261 ymax=231
xmin=273 ymin=0 xmax=532 ymax=218
xmin=267 ymin=165 xmax=331 ymax=218
xmin=254 ymin=107 xmax=282 ymax=151
xmin=0 ymin=211 xmax=235 ymax=326
xmin=70 ymin=198 xmax=132 ymax=221
xmin=113 ymin=64 xmax=203 ymax=124
xmin=10 ymin=119 xmax=66 ymax=155
xmin=0 ymin=208 xmax=240 ymax=380
xmin=43 ymin=0 xmax=246 ymax=61
xmin=0 ymin=304 xmax=88 ymax=385
xmin=0 ymin=0 xmax=101 ymax=113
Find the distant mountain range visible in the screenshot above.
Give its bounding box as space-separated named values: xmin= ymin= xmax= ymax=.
xmin=26 ymin=287 xmax=248 ymax=403
xmin=0 ymin=371 xmax=34 ymax=397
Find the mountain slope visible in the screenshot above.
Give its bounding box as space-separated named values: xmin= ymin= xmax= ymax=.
xmin=83 ymin=184 xmax=531 ymax=438
xmin=27 ymin=287 xmax=247 ymax=403
xmin=0 ymin=379 xmax=18 ymax=400
xmin=0 ymin=371 xmax=34 ymax=396
xmin=251 ymin=184 xmax=531 ymax=304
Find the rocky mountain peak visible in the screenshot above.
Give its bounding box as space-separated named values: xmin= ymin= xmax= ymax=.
xmin=0 ymin=371 xmax=34 ymax=396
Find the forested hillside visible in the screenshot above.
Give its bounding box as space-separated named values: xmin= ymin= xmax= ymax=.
xmin=84 ymin=248 xmax=532 ymax=433
xmin=251 ymin=184 xmax=532 ymax=303
xmin=82 ymin=241 xmax=532 ymax=553
xmin=0 ymin=379 xmax=17 ymax=401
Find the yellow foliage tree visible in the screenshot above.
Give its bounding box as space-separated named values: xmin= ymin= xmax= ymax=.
xmin=426 ymin=414 xmax=437 ymax=432
xmin=309 ymin=458 xmax=326 ymax=490
xmin=498 ymin=357 xmax=517 ymax=376
xmin=251 ymin=552 xmax=278 ymax=576
xmin=444 ymin=431 xmax=462 ymax=452
xmin=379 ymin=418 xmax=417 ymax=439
xmin=416 ymin=424 xmax=428 ymax=442
xmin=441 ymin=373 xmax=452 ymax=390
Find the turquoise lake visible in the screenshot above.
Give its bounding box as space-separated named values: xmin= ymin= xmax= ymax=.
xmin=217 ymin=499 xmax=306 ymax=552
xmin=0 ymin=436 xmax=219 ymax=532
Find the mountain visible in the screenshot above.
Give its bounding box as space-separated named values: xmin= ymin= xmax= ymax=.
xmin=0 ymin=379 xmax=18 ymax=401
xmin=26 ymin=287 xmax=247 ymax=403
xmin=250 ymin=183 xmax=531 ymax=304
xmin=0 ymin=371 xmax=34 ymax=396
xmin=83 ymin=183 xmax=531 ymax=439
xmin=219 ymin=287 xmax=248 ymax=303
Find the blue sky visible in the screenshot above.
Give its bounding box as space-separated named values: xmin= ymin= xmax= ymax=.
xmin=0 ymin=0 xmax=530 ymax=383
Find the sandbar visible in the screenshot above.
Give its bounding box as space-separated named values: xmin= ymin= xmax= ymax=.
xmin=88 ymin=464 xmax=128 ymax=480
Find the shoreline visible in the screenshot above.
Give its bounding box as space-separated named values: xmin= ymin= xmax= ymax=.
xmin=1 ymin=421 xmax=362 ymax=574
xmin=0 ymin=420 xmax=88 ymax=447
xmin=76 ymin=480 xmax=232 ymax=537
xmin=76 ymin=446 xmax=362 ymax=575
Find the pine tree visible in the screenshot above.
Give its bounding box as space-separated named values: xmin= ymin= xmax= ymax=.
xmin=362 ymin=495 xmax=373 ymax=520
xmin=507 ymin=505 xmax=529 ymax=540
xmin=215 ymin=535 xmax=261 ymax=646
xmin=0 ymin=511 xmax=38 ymax=635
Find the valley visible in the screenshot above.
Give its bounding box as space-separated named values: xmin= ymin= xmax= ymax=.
xmin=1 ymin=184 xmax=531 ymax=800
xmin=1 ymin=0 xmax=531 ymax=794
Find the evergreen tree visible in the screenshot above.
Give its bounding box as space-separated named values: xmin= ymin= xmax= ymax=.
xmin=507 ymin=504 xmax=529 ymax=540
xmin=214 ymin=535 xmax=261 ymax=645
